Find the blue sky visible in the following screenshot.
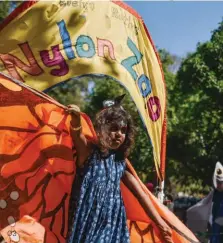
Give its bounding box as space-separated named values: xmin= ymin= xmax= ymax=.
xmin=126 ymin=1 xmax=223 ymax=57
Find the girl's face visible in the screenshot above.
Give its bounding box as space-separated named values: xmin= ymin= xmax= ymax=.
xmin=100 ymin=120 xmax=127 ymax=150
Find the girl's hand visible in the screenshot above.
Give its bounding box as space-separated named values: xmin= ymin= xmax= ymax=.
xmin=157 ymin=221 xmax=173 ymax=243
xmin=66 ymin=104 xmax=81 ymax=127
xmin=66 ymin=104 xmax=81 ymax=116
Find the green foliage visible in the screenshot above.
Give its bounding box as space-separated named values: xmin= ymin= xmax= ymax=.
xmin=0 ymin=1 xmax=10 ymax=22
xmin=0 ymin=1 xmax=22 ymax=22
xmin=47 ymin=77 xmax=89 ymax=110
xmin=167 ymin=20 xmax=223 ymax=192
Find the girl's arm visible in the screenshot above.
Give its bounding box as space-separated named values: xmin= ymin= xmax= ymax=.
xmin=66 ymin=104 xmax=92 ymax=167
xmin=122 ymin=170 xmax=173 ymax=243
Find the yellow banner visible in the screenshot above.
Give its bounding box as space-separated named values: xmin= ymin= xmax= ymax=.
xmin=0 ymin=0 xmax=166 ymax=179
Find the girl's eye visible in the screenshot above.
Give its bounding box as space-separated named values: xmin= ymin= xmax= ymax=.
xmin=121 ymin=126 xmax=127 ymax=134
xmin=109 ymin=125 xmax=127 ymax=134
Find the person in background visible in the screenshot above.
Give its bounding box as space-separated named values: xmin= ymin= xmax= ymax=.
xmin=209 ymin=162 xmax=223 ymax=243
xmin=187 ymin=161 xmax=223 ymax=243
xmin=164 ymin=194 xmax=174 ymax=212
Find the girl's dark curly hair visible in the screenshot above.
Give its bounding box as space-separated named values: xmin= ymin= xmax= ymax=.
xmin=95 ymin=106 xmax=135 ymax=158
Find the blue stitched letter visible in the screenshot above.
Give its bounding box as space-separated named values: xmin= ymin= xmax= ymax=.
xmin=137 ymin=74 xmax=152 ymax=98
xmin=121 ymin=37 xmax=143 ymax=80
xmin=76 ymin=35 xmax=96 ymax=58
xmin=57 ymin=20 xmax=75 ymax=60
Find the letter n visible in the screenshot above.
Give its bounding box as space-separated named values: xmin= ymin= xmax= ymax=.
xmin=0 ymin=42 xmax=43 ymax=82
xmin=97 ymin=38 xmax=116 ymax=60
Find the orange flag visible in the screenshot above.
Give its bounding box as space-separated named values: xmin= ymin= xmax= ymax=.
xmin=0 ymin=73 xmax=199 ymax=242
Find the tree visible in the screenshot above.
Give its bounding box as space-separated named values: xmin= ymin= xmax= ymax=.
xmin=0 ymin=1 xmax=10 ymax=22
xmin=0 ymin=1 xmax=22 ymax=22
xmin=167 ymin=20 xmax=223 ymax=192
xmin=46 ymin=76 xmax=89 ymax=110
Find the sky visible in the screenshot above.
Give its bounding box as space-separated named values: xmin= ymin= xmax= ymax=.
xmin=126 ymin=1 xmax=223 ymax=57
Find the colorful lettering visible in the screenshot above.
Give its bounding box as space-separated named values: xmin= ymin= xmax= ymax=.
xmin=0 ymin=42 xmax=43 ymax=82
xmin=97 ymin=38 xmax=116 ymax=60
xmin=40 ymin=44 xmax=69 ymax=76
xmin=76 ymin=35 xmax=95 ymax=58
xmin=121 ymin=37 xmax=142 ymax=81
xmin=137 ymin=74 xmax=152 ymax=98
xmin=57 ymin=20 xmax=75 ymax=60
xmin=147 ymin=96 xmax=161 ymax=122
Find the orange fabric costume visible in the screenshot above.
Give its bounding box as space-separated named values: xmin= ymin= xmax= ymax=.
xmin=0 ymin=73 xmax=199 ymax=243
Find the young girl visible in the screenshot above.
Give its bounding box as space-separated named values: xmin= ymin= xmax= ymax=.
xmin=66 ymin=98 xmax=173 ymax=243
